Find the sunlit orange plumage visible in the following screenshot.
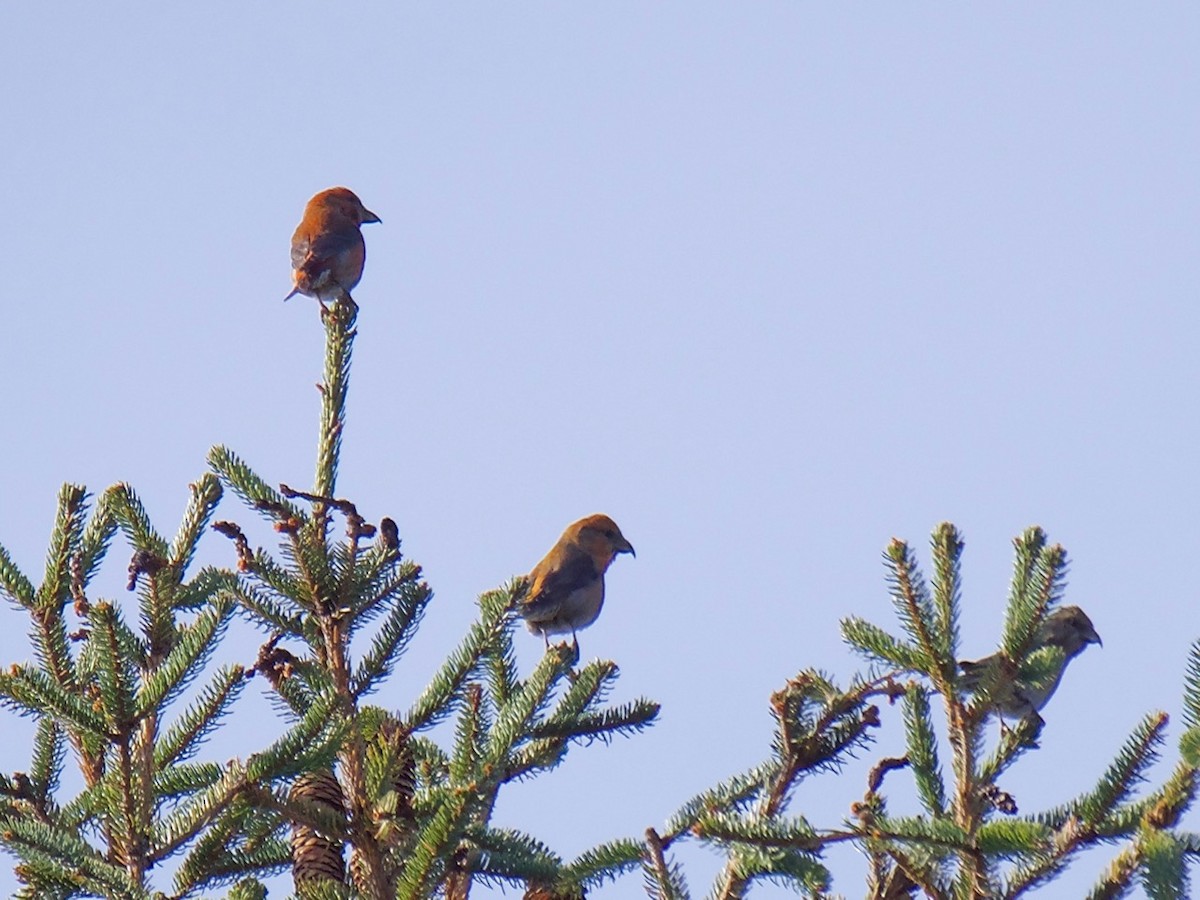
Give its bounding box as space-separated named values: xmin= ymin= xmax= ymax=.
xmin=285 ymin=187 xmax=380 ymax=308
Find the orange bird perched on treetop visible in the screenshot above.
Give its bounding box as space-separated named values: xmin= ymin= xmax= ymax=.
xmin=519 ymin=514 xmax=635 ymax=648
xmin=285 ymin=187 xmax=381 ymax=309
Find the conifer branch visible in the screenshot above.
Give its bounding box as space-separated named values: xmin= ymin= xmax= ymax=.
xmin=929 ymin=522 xmax=963 ymax=678
xmin=170 ymin=474 xmax=224 ymax=575
xmin=902 ymin=685 xmax=946 ymax=817
xmin=0 ymin=540 xmax=36 ymax=608
xmin=882 ymin=539 xmax=944 ymax=685
xmin=642 ymin=827 xmax=689 ymax=900
xmin=209 ymin=446 xmax=305 ymax=524
xmin=36 ymin=485 xmax=89 ymax=615
xmin=314 ymin=299 xmax=357 ymax=522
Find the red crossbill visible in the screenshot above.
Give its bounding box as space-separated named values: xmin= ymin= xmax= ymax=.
xmin=519 ymin=514 xmax=635 ymax=647
xmin=959 ymin=605 xmax=1101 ymax=719
xmin=285 ymin=187 xmax=380 ymax=308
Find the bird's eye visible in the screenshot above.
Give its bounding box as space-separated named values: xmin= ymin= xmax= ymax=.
xmin=605 ymin=529 xmax=615 ymax=538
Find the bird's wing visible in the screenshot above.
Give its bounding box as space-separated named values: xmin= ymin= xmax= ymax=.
xmin=958 ymin=654 xmax=1000 ymax=692
xmin=520 ymin=543 xmax=599 ymax=623
xmin=292 ymin=224 xmax=361 ymax=272
xmin=290 ymin=232 xmax=312 ymax=269
xmin=308 ymin=227 xmax=360 ymax=265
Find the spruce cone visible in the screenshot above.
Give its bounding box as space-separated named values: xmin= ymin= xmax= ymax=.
xmin=385 ymin=720 xmax=417 ymax=825
xmin=290 ymin=769 xmax=347 ymax=887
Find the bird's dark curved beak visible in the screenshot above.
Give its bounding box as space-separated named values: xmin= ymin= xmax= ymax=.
xmin=621 ymin=541 xmax=636 ymax=558
xmin=363 ymin=210 xmax=382 ymax=224
xmin=1088 ymin=628 xmax=1103 ymax=647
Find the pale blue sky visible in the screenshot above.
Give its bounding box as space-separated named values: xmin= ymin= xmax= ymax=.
xmin=2 ymin=5 xmax=1198 ymax=897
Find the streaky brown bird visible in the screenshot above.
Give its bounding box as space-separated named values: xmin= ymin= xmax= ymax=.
xmin=959 ymin=605 xmax=1101 ymax=719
